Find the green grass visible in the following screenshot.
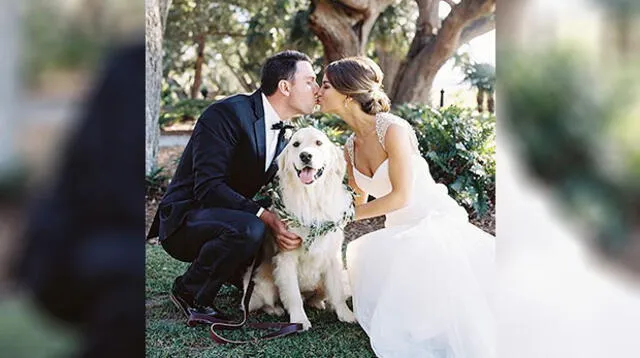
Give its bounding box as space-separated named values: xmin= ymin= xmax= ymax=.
xmin=146 ymin=244 xmax=376 ymax=357
xmin=0 ymin=295 xmax=80 ymax=357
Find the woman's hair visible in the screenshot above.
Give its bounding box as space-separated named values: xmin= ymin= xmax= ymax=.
xmin=325 ymin=57 xmax=391 ymax=115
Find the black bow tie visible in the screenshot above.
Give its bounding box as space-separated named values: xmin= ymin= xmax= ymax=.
xmin=271 ymin=121 xmax=295 ymax=131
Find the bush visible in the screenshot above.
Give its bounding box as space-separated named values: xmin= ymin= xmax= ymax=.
xmin=394 ymin=104 xmax=495 ymax=218
xmin=159 ymin=99 xmax=211 ymax=128
xmin=296 ymin=112 xmax=352 ymax=146
xmin=300 ymin=104 xmax=495 ymax=219
xmin=146 ymin=166 xmax=169 ymax=199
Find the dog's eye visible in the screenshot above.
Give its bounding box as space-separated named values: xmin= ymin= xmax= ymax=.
xmin=315 ymin=140 xmax=323 ymax=146
xmin=292 ymin=141 xmax=300 ymax=148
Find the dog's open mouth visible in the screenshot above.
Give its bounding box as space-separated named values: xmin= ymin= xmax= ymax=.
xmin=295 ymin=166 xmax=324 ymax=185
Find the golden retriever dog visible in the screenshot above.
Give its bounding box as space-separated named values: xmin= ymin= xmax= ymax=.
xmin=246 ymin=127 xmax=356 ymax=331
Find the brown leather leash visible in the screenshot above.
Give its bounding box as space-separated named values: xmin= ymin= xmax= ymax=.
xmin=188 ymin=253 xmax=303 ymax=344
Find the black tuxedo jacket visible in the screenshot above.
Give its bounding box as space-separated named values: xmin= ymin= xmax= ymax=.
xmin=148 ymin=90 xmax=284 ymax=240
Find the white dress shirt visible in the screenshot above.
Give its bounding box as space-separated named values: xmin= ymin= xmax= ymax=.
xmin=257 ymin=93 xmax=283 ymax=217
xmin=262 ymin=93 xmax=282 ymax=172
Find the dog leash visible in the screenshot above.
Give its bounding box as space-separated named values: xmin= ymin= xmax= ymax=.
xmin=194 ymin=252 xmax=303 ymax=344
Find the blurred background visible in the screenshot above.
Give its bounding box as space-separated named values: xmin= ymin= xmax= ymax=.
xmin=0 ymin=0 xmax=143 ymax=357
xmin=497 ymin=0 xmax=640 ymax=357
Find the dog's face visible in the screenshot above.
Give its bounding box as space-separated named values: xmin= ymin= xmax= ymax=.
xmin=278 ymin=127 xmax=345 ymax=186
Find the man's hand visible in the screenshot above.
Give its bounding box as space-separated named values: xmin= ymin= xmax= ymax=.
xmin=259 ymin=209 xmax=302 ymax=251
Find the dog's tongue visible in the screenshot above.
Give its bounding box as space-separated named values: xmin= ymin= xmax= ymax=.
xmin=299 ymin=167 xmax=316 ymax=184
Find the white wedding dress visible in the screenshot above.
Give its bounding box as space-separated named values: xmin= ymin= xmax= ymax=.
xmin=345 ymin=112 xmax=496 ymax=358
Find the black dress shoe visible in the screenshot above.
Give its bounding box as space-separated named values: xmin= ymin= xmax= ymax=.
xmin=170 ymin=278 xmax=231 ymax=324
xmin=186 ymin=303 xmax=232 ymax=326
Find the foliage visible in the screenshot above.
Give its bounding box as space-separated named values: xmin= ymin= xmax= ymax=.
xmin=159 ymin=98 xmax=211 ymax=128
xmin=266 ymin=178 xmax=355 ymax=249
xmin=502 ymin=46 xmax=638 ymax=253
xmin=296 ymin=112 xmax=352 ymax=146
xmin=367 ymin=0 xmax=417 ymax=56
xmin=163 ymin=0 xmax=324 ymax=101
xmin=146 ymin=166 xmax=169 ymax=199
xmin=161 ymin=0 xmax=494 ymax=109
xmin=394 ymin=104 xmax=495 ymax=218
xmin=454 ymin=51 xmax=496 ymax=93
xmin=0 ymin=298 xmax=79 ymax=357
xmin=23 ymin=1 xmax=105 ymax=84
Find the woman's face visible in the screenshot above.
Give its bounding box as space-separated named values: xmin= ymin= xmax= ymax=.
xmin=316 ymin=74 xmax=347 ymax=115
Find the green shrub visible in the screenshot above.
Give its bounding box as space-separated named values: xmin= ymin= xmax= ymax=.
xmin=160 ymin=99 xmax=211 ymax=128
xmin=146 ymin=166 xmax=169 ymax=199
xmin=296 ymin=112 xmax=352 ymax=146
xmin=394 ymin=104 xmax=495 ymax=218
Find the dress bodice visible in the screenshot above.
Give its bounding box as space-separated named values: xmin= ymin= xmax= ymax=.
xmin=345 ymin=112 xmax=468 ymax=227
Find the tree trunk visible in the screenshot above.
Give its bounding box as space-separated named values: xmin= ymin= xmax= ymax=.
xmin=309 ymin=0 xmax=394 ymax=63
xmin=487 ymin=91 xmax=494 ymax=113
xmin=145 ymin=0 xmax=172 ymax=175
xmin=476 ymin=89 xmax=485 ymax=112
xmin=390 ymin=0 xmax=495 ymax=105
xmin=190 ymin=34 xmax=205 ymax=99
xmin=375 ymin=43 xmax=403 ymax=93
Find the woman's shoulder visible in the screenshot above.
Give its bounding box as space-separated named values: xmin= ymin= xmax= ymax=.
xmin=344 ymin=133 xmax=356 ymax=164
xmin=375 ymin=112 xmax=414 ymax=150
xmin=375 ymin=111 xmax=408 ymax=128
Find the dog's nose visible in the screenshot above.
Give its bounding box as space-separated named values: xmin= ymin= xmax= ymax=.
xmin=299 ymin=152 xmax=312 ymax=164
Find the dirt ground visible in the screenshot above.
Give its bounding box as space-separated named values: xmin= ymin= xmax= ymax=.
xmin=145 ymin=145 xmax=495 ymax=243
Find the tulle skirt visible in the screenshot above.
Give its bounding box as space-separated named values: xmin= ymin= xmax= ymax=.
xmin=346 ymin=212 xmax=495 ymax=358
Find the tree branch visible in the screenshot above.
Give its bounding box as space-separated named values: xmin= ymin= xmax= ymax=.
xmin=391 ymin=0 xmax=495 ymax=103
xmin=459 ymin=13 xmax=495 ymax=45
xmin=222 ymin=54 xmax=252 ymax=92
xmin=338 ymin=0 xmax=369 ymax=12
xmin=441 ymin=0 xmax=456 ymax=8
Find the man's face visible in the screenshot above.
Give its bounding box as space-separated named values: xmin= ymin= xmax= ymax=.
xmin=287 ymin=61 xmax=319 ymax=116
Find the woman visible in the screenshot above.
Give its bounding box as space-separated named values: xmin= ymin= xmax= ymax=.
xmin=316 ymin=57 xmax=495 ymax=358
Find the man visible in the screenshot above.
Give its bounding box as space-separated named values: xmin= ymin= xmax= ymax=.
xmin=147 ymin=50 xmax=319 ymax=322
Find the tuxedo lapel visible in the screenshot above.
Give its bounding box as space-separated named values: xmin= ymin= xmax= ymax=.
xmin=265 ymin=132 xmax=288 ymax=183
xmin=254 ymin=119 xmax=266 ymax=172
xmin=251 ymin=91 xmax=266 ymax=175
xmin=274 ymin=132 xmax=288 ymax=162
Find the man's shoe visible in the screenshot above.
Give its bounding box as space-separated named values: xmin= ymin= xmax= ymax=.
xmin=169 ymin=287 xmax=193 ymax=318
xmin=170 ymin=277 xmax=231 ymax=325
xmin=186 ymin=303 xmax=232 ymax=326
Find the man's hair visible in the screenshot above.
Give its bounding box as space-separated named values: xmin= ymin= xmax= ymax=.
xmin=260 ymin=50 xmax=312 ymax=96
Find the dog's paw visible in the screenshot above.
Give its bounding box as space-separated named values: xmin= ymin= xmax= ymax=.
xmin=337 ymin=307 xmax=356 ymax=323
xmin=298 ymin=318 xmax=312 ymax=331
xmin=291 ymin=315 xmax=312 ymax=331
xmin=264 ymin=305 xmax=285 ymax=316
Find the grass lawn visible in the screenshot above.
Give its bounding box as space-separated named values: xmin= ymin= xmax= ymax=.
xmin=146 ymin=244 xmax=376 ymax=357
xmin=0 ymin=295 xmax=80 ymax=357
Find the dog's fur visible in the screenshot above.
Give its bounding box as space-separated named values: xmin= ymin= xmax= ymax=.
xmin=247 ymin=127 xmax=356 ymax=330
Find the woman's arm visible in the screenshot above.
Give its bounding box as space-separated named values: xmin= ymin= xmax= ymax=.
xmin=354 ymin=124 xmax=413 ymax=221
xmin=344 ymin=145 xmax=368 ymax=206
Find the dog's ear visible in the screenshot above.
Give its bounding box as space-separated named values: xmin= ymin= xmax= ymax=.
xmin=277 ymin=142 xmax=290 ymax=175
xmin=333 ymin=144 xmax=346 ymax=179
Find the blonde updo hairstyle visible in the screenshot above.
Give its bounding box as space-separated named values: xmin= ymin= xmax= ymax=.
xmin=325 ymin=57 xmax=391 ymax=115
